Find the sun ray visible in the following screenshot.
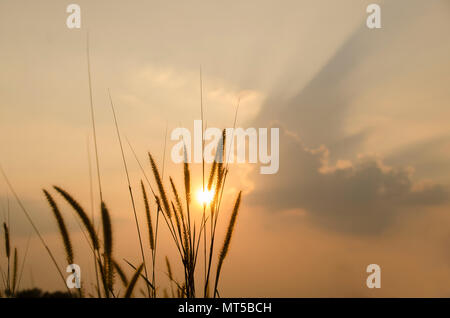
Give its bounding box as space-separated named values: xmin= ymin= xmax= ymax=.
xmin=196 ymin=188 xmax=215 ymax=206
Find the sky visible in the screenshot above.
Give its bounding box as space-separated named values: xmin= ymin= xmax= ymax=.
xmin=1 ymin=0 xmax=450 ymax=297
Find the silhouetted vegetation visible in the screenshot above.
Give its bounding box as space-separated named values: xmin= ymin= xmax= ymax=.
xmin=14 ymin=288 xmax=72 ymax=298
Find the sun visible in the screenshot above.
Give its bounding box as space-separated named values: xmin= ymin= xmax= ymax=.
xmin=196 ymin=188 xmax=215 ymax=206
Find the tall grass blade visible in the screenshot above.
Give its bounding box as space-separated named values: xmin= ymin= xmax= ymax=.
xmin=123 ymin=259 xmax=155 ymax=291
xmin=113 ymin=259 xmax=128 ymax=287
xmin=0 ymin=166 xmax=70 ymax=292
xmin=11 ymin=247 xmax=18 ymax=295
xmin=108 ymin=91 xmax=150 ymax=297
xmin=86 ymin=32 xmax=103 ymax=201
xmin=141 ymin=181 xmax=155 ymax=250
xmin=86 ymin=135 xmax=101 ymax=297
xmin=165 ymin=256 xmax=175 ymax=298
xmin=16 ymin=233 xmax=31 ymax=292
xmin=213 ymin=191 xmax=241 ymax=297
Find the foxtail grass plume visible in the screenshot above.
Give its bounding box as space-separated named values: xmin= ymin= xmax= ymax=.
xmin=54 ymin=186 xmax=99 ymax=250
xmin=141 ymin=181 xmax=155 ymax=250
xmin=43 ymin=189 xmax=74 ymax=264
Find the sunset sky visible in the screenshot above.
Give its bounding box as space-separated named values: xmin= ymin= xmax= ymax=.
xmin=1 ymin=0 xmax=450 ymax=297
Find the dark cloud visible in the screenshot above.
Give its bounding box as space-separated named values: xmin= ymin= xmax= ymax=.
xmin=386 ymin=135 xmax=450 ymax=182
xmin=245 ymin=1 xmax=450 ymax=234
xmin=248 ymin=128 xmax=449 ymax=234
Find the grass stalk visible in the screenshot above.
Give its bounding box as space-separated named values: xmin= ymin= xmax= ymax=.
xmin=87 ymin=135 xmax=101 ymax=297
xmin=86 ymin=32 xmax=103 ymax=202
xmin=213 ymin=191 xmax=241 ymax=298
xmin=0 ymin=166 xmax=71 ymax=293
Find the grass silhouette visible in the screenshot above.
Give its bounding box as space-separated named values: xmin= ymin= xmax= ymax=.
xmin=0 ymin=35 xmax=242 ymax=298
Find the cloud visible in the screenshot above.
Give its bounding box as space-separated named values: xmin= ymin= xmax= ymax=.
xmin=247 ymin=127 xmax=449 ymax=234
xmin=253 ymin=0 xmax=450 ymax=165
xmin=242 ymin=0 xmax=450 ymax=235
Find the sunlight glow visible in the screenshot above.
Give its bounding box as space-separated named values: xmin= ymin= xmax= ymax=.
xmin=196 ymin=188 xmax=215 ymax=206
